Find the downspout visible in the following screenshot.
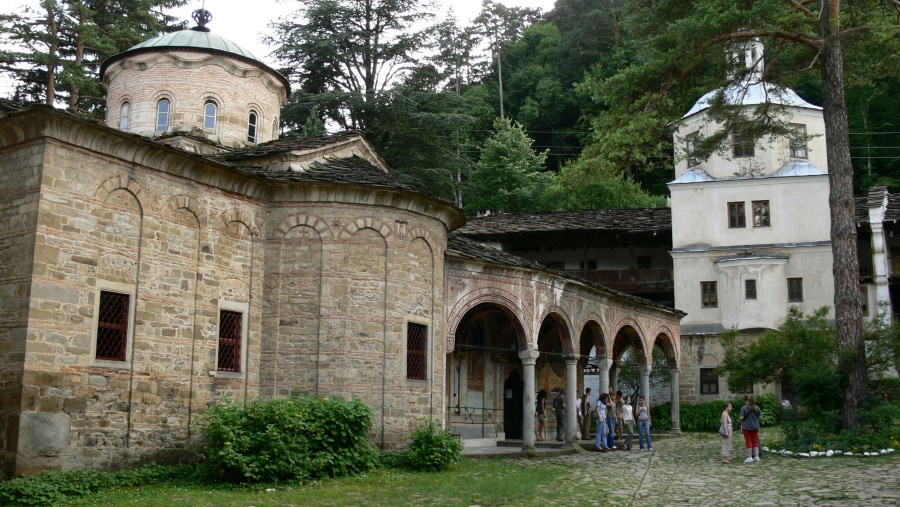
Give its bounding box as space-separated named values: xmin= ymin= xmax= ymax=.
xmin=125 ymin=186 xmax=145 ymax=449
xmin=186 ymin=217 xmax=203 ymax=441
xmin=380 ymin=240 xmax=388 ymax=447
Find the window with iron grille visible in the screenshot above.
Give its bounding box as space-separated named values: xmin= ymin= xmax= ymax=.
xmin=700 ymin=368 xmax=719 ymax=394
xmin=728 ymin=202 xmax=746 ymax=228
xmin=407 ymin=323 xmax=427 ymax=381
xmin=96 ymin=291 xmax=129 ymax=361
xmin=701 ymin=281 xmax=718 ymax=308
xmin=788 ymin=278 xmax=804 ymax=302
xmin=218 ymin=310 xmax=243 ymax=372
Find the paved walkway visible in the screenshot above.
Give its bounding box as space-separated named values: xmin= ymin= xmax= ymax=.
xmin=463 ymin=431 xmax=900 ymax=506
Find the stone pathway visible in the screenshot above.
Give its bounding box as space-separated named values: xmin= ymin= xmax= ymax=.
xmin=484 ymin=432 xmax=900 ymax=506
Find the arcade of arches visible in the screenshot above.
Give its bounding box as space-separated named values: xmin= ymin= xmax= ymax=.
xmin=445 ymin=259 xmax=684 ymax=449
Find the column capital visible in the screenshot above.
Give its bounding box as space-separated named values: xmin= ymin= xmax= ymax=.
xmin=518 ymin=349 xmax=540 ymax=364
xmin=564 ymin=353 xmax=579 ymax=364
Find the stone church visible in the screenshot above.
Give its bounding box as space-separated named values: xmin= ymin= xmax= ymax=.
xmin=0 ymin=11 xmax=683 ymax=478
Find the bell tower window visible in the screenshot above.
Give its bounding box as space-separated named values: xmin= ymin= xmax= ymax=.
xmin=247 ymin=111 xmax=258 ymax=143
xmin=119 ymin=102 xmax=130 ymax=132
xmin=204 ymin=101 xmax=218 ymax=130
xmin=156 ymin=99 xmax=170 ymax=132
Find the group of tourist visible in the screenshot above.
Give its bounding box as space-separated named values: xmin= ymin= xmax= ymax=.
xmin=536 ymin=387 xmax=653 ymax=451
xmin=720 ymin=394 xmax=763 ymax=464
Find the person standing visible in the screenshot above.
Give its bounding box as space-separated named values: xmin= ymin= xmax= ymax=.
xmin=553 ymin=389 xmax=567 ymax=442
xmin=721 ymin=402 xmax=734 ymax=464
xmin=579 ymin=388 xmax=592 ymax=440
xmin=615 ymin=390 xmax=625 ymax=439
xmin=622 ymin=396 xmax=635 ymax=450
xmin=740 ymin=395 xmax=762 ymax=463
xmin=535 ymin=389 xmax=548 ymax=441
xmin=606 ymin=392 xmax=617 ymax=449
xmin=636 ymin=396 xmax=653 ymax=451
xmin=594 ymin=392 xmax=610 ymax=451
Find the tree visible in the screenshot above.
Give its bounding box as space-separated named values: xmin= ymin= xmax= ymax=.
xmin=586 ymin=0 xmax=900 ymax=430
xmin=465 ymin=117 xmax=553 ymax=213
xmin=0 ymin=0 xmax=186 ymax=114
xmin=269 ymin=0 xmax=435 ymax=131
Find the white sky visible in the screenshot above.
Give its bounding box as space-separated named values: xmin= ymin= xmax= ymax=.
xmin=1 ymin=0 xmax=556 ymax=98
xmin=170 ymin=0 xmax=557 ymax=61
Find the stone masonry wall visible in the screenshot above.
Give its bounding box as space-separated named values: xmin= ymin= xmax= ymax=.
xmin=0 ymin=140 xmax=43 ymax=479
xmin=260 ymin=205 xmax=448 ymax=449
xmin=14 ymin=138 xmax=264 ymax=474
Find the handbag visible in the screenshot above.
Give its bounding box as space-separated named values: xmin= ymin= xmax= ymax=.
xmin=718 ymin=423 xmax=727 ymax=436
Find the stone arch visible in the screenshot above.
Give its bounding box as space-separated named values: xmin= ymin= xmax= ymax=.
xmin=273 ymin=213 xmax=331 ymax=239
xmin=162 ymin=195 xmax=207 ymax=228
xmin=649 ymin=325 xmax=680 ymax=369
xmin=94 ymin=175 xmax=147 ymax=208
xmin=535 ymin=307 xmax=574 ymax=354
xmin=338 ymin=217 xmax=393 ymax=241
xmin=609 ymin=316 xmax=651 ymax=363
xmin=535 ymin=312 xmax=573 ymax=398
xmin=219 ymin=208 xmax=259 ymax=237
xmin=578 ymin=318 xmax=606 ymax=364
xmin=447 ymin=288 xmax=531 ymax=352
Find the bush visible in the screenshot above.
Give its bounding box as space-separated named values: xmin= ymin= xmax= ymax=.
xmin=403 ymin=419 xmax=463 ymax=472
xmin=0 ymin=464 xmax=191 ymax=507
xmin=198 ymin=395 xmax=379 ymax=483
xmin=650 ymin=394 xmax=778 ymax=433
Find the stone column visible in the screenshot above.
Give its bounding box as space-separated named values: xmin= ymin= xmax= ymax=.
xmin=565 ymin=355 xmax=578 ymax=443
xmin=609 ymin=361 xmax=619 ymax=393
xmin=597 ymin=357 xmax=612 ymax=397
xmin=669 ymin=368 xmax=681 ymax=433
xmin=639 ymin=363 xmax=652 ymax=405
xmin=519 ymin=350 xmax=539 ymax=450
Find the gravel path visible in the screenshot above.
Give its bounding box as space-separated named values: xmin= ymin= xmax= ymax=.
xmin=499 ymin=432 xmax=900 ymax=506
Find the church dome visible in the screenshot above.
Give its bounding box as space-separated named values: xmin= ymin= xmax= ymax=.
xmin=101 ymin=9 xmax=289 ymax=148
xmin=682 ymin=81 xmax=821 ymax=119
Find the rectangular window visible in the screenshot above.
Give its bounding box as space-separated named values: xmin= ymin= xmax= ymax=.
xmin=700 ymin=368 xmax=719 ymax=394
xmin=745 ymin=279 xmax=757 ymax=300
xmin=752 ymin=200 xmax=770 ymax=227
xmin=701 ymin=281 xmax=718 ymax=308
xmin=788 ymin=278 xmax=804 ymax=302
xmin=728 ymin=202 xmax=746 ymax=228
xmin=860 ymin=285 xmax=869 ymax=316
xmin=732 ymin=125 xmax=755 ymax=158
xmin=407 ymin=323 xmax=427 ymax=381
xmin=789 ymin=124 xmax=808 ymax=159
xmin=96 ymin=291 xmax=129 ymax=361
xmin=218 ymin=310 xmax=243 ymax=372
xmin=686 ymin=132 xmax=701 ymax=167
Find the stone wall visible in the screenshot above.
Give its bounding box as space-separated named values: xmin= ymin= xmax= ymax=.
xmin=0 ymin=140 xmax=43 ymax=479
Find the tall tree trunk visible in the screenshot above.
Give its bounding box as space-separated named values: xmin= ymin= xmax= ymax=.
xmin=819 ymin=0 xmax=867 ymax=430
xmin=45 ymin=5 xmax=58 ymax=106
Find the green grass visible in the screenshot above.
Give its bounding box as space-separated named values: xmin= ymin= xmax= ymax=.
xmin=63 ymin=458 xmax=570 ymax=507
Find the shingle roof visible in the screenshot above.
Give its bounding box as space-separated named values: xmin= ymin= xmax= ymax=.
xmin=227 ymin=154 xmax=418 ymax=190
xmin=211 ymin=132 xmax=418 ymax=191
xmin=455 ymin=208 xmax=671 ymax=236
xmin=447 ymin=234 xmax=683 ymax=316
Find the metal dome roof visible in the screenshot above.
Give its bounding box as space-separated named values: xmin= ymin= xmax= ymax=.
xmin=682 ymin=81 xmax=822 ymax=119
xmin=126 ymin=29 xmax=260 ymax=61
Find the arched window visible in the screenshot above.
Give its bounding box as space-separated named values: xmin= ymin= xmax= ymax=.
xmin=247 ymin=111 xmax=258 ymax=143
xmin=204 ymin=101 xmax=217 ymax=130
xmin=156 ymin=99 xmax=170 ymax=131
xmin=119 ymin=102 xmax=130 ymax=132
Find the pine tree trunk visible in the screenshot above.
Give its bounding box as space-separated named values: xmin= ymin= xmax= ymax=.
xmin=819 ymin=0 xmax=867 ymax=430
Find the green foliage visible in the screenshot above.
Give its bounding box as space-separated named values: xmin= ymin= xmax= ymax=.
xmin=651 ymin=394 xmax=778 ymax=433
xmin=0 ymin=464 xmax=191 ymax=507
xmin=465 ymin=117 xmax=554 ymax=213
xmin=780 ymin=391 xmax=900 ymax=453
xmin=402 ymin=419 xmax=463 ymax=472
xmin=198 ymin=396 xmax=378 ymax=483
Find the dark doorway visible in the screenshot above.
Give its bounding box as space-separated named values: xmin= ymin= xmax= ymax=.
xmin=503 ymin=369 xmax=524 ymax=439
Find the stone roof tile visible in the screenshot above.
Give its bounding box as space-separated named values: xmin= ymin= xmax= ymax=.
xmin=455 ymin=208 xmax=671 ymax=236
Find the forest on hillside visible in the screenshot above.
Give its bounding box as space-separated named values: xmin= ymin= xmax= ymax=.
xmin=3 ymin=0 xmax=900 ymax=214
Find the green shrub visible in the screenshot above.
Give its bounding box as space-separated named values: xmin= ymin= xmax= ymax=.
xmin=650 ymin=394 xmax=778 ymax=433
xmin=0 ymin=464 xmax=190 ymax=507
xmin=198 ymin=395 xmax=379 ymax=483
xmin=403 ymin=419 xmax=463 ymax=472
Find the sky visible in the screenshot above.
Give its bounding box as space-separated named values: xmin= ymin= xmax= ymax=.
xmin=169 ymin=0 xmax=558 ymax=61
xmin=0 ymin=0 xmax=556 ymax=98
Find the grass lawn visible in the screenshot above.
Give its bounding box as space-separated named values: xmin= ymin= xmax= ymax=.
xmin=64 ymin=457 xmax=570 ymax=507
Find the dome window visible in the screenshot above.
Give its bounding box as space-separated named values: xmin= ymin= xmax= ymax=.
xmin=204 ymin=101 xmax=218 ymax=130
xmin=247 ymin=111 xmax=258 ymax=143
xmin=156 ymin=99 xmax=170 ymax=132
xmin=119 ymin=102 xmax=130 ymax=132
